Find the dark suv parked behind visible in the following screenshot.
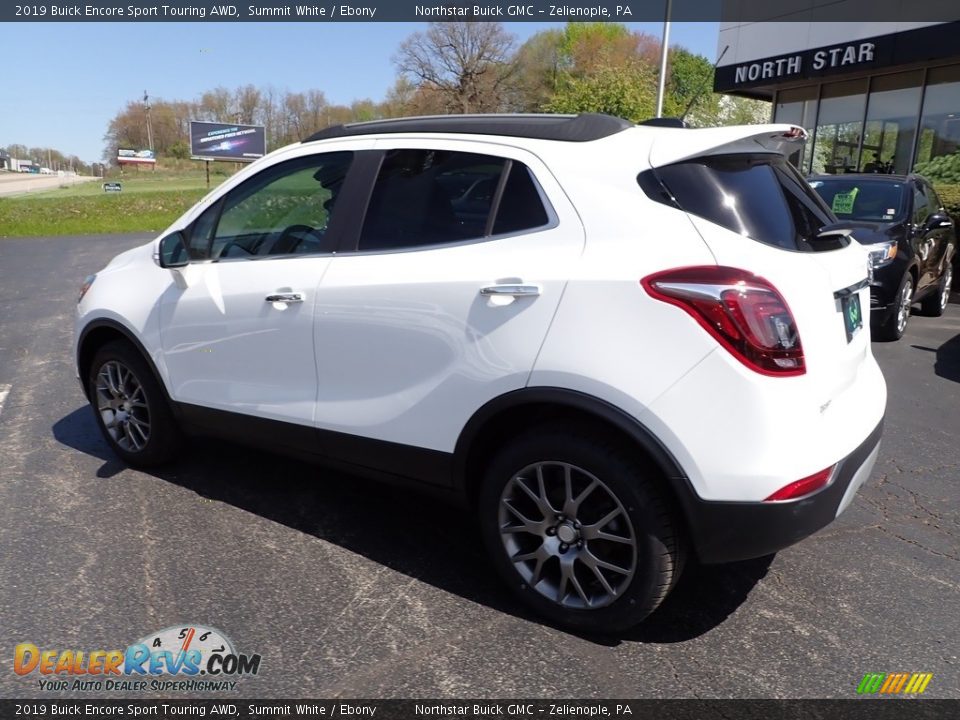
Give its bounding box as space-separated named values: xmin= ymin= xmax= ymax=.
xmin=809 ymin=174 xmax=955 ymax=340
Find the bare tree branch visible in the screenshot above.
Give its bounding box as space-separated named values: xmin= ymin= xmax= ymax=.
xmin=394 ymin=22 xmax=518 ymax=113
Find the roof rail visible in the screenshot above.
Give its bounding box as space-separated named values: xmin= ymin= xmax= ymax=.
xmin=302 ymin=113 xmax=634 ymax=143
xmin=638 ymin=117 xmax=687 ymax=128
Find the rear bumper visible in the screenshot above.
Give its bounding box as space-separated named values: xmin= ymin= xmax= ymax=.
xmin=688 ymin=419 xmax=883 ymax=564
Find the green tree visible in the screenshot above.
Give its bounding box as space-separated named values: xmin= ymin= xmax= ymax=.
xmin=512 ymin=28 xmax=564 ymax=112
xmin=714 ymin=94 xmax=772 ymax=126
xmin=546 ymin=65 xmax=657 ymax=122
xmin=539 ymin=23 xmax=660 ymax=121
xmin=167 ymin=140 xmax=190 ymax=160
xmin=664 ymin=47 xmax=719 ymax=125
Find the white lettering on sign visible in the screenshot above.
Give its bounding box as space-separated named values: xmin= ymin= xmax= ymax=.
xmin=733 ymin=42 xmax=875 ymax=84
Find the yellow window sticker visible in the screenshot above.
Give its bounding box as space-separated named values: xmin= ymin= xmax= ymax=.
xmin=832 ymin=187 xmax=859 ymax=214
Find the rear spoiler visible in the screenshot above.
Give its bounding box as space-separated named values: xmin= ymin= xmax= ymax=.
xmin=648 ymin=124 xmax=807 ymax=167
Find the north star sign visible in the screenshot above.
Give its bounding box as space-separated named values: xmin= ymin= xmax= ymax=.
xmin=733 ymin=42 xmax=876 ymax=84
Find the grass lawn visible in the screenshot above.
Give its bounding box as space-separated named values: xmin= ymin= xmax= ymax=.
xmin=0 ymin=166 xmax=231 ymax=237
xmin=0 ymin=189 xmax=213 ymax=237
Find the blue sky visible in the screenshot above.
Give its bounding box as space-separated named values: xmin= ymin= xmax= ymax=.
xmin=0 ymin=22 xmax=718 ymax=163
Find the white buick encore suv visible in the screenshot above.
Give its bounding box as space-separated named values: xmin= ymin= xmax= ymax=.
xmin=76 ymin=114 xmax=886 ymax=632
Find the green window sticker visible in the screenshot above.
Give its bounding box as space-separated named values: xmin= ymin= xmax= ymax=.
xmin=832 ymin=187 xmax=859 ymax=215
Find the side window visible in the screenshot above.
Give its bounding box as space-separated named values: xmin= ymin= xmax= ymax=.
xmin=774 ymin=162 xmax=833 ymax=239
xmin=199 ymin=152 xmax=353 ymax=261
xmin=492 ymin=163 xmax=550 ymax=235
xmin=358 ymin=149 xmax=551 ymax=252
xmin=912 ymin=185 xmax=929 ymax=226
xmin=186 ymin=199 xmax=222 ymax=260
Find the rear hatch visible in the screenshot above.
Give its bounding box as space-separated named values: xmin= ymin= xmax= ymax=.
xmin=641 ymin=126 xmax=872 ymax=403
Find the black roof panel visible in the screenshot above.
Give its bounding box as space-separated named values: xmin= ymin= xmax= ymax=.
xmin=303 ymin=113 xmax=634 ymax=144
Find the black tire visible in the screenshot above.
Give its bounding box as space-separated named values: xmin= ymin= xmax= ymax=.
xmin=87 ymin=340 xmax=181 ymax=467
xmin=875 ymin=273 xmax=913 ymax=341
xmin=919 ymin=261 xmax=953 ymax=317
xmin=478 ymin=424 xmax=684 ymax=634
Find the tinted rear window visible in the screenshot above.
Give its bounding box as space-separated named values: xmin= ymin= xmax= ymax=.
xmin=643 ymin=155 xmax=834 ymax=251
xmin=358 ymin=150 xmax=552 ymax=252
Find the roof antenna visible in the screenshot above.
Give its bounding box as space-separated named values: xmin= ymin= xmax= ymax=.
xmin=681 ymin=44 xmax=729 ymax=123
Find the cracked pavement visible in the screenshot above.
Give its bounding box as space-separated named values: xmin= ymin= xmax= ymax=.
xmin=0 ymin=234 xmax=957 ymax=699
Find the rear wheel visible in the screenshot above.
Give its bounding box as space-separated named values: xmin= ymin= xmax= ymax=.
xmin=876 ymin=274 xmax=913 ymax=341
xmin=478 ymin=425 xmax=683 ymax=634
xmin=87 ymin=340 xmax=181 ymax=467
xmin=920 ymin=262 xmax=952 ymax=317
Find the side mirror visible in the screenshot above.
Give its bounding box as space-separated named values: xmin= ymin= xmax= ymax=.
xmin=925 ymin=212 xmax=953 ymax=231
xmin=156 ymin=232 xmax=189 ymax=268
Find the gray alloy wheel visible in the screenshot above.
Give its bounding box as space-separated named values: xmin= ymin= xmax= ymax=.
xmin=480 ymin=425 xmax=683 ymax=632
xmin=498 ymin=461 xmax=638 ymax=610
xmin=941 ymin=264 xmax=954 ymax=312
xmin=921 ymin=262 xmax=954 ymax=317
xmin=95 ymin=360 xmax=151 ymax=453
xmin=895 ymin=276 xmax=914 ymax=336
xmin=88 ymin=339 xmax=181 ymax=467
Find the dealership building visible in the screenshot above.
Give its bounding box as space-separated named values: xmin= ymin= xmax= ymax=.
xmin=715 ymin=12 xmax=960 ymax=177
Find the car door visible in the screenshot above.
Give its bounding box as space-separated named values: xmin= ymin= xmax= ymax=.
xmin=924 ymin=182 xmax=955 ymax=277
xmin=910 ymin=182 xmax=937 ymax=291
xmin=158 ymin=149 xmax=360 ymax=429
xmin=311 ymin=141 xmax=585 ymax=464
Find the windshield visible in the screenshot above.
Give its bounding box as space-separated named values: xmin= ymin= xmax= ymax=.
xmin=808 ymin=178 xmax=906 ymax=222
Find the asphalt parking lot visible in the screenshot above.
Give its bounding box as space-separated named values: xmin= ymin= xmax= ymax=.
xmin=0 ymin=233 xmax=957 ymax=699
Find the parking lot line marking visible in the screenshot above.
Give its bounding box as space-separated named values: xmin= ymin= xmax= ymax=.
xmin=0 ymin=384 xmax=10 ymax=417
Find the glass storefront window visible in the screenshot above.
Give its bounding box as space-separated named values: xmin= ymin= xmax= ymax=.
xmin=774 ymin=86 xmax=819 ymax=173
xmin=915 ymin=64 xmax=960 ymax=182
xmin=812 ymin=79 xmax=867 ymax=175
xmin=860 ymin=71 xmax=923 ymax=175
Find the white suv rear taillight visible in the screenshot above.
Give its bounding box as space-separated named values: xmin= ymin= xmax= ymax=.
xmin=642 ymin=266 xmax=805 ymax=377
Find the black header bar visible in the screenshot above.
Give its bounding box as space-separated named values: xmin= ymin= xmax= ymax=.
xmin=0 ymin=700 xmax=958 ymax=719
xmin=4 ymin=0 xmax=960 ymax=22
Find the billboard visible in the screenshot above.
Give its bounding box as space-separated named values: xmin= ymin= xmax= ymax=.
xmin=190 ymin=121 xmax=266 ymax=162
xmin=117 ymin=148 xmax=156 ymax=165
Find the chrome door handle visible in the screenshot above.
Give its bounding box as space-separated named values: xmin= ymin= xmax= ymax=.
xmin=480 ymin=284 xmax=541 ymax=297
xmin=265 ymin=293 xmax=303 ymax=303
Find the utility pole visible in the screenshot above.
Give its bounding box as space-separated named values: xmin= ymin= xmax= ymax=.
xmin=655 ymin=0 xmax=673 ymax=118
xmin=144 ymin=90 xmax=155 ymax=152
xmin=144 ymin=90 xmax=155 ymax=172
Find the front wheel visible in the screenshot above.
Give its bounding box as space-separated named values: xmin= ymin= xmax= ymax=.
xmin=875 ymin=274 xmax=913 ymax=341
xmin=920 ymin=262 xmax=952 ymax=317
xmin=478 ymin=425 xmax=684 ymax=634
xmin=87 ymin=340 xmax=181 ymax=467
